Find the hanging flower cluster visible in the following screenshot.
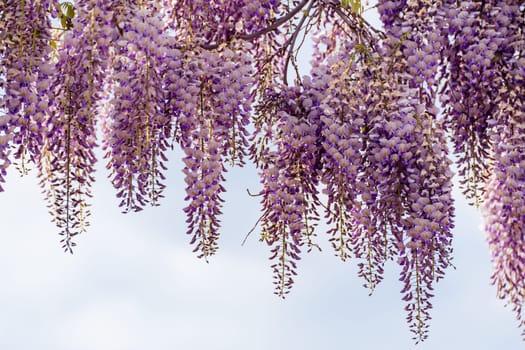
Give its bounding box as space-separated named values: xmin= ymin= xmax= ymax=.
xmin=40 ymin=0 xmax=120 ymax=252
xmin=173 ymin=44 xmax=255 ymax=259
xmin=479 ymin=1 xmax=525 ymax=336
xmin=301 ymin=26 xmax=454 ymax=340
xmin=441 ymin=0 xmax=525 ymax=334
xmin=0 ymin=0 xmax=524 ymax=342
xmin=0 ymin=0 xmax=58 ymax=188
xmin=483 ymin=101 xmax=525 ymax=336
xmin=253 ymin=85 xmax=323 ymax=296
xmin=103 ymin=4 xmax=171 ymax=213
xmin=442 ymin=0 xmax=524 ymax=204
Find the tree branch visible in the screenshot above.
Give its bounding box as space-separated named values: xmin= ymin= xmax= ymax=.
xmin=201 ymin=0 xmax=311 ymax=50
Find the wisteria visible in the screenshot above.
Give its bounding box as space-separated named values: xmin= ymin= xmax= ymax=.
xmin=254 ymin=85 xmax=322 ymax=296
xmin=0 ymin=0 xmax=524 ymax=342
xmin=103 ymin=4 xmax=171 ymax=213
xmin=176 ymin=44 xmax=255 ymax=259
xmin=0 ymin=1 xmax=58 ymax=188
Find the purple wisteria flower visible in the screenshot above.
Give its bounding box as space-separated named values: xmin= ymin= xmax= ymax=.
xmin=103 ymin=4 xmax=171 ymax=213
xmin=0 ymin=0 xmax=523 ymax=341
xmin=168 ymin=43 xmax=255 ymax=259
xmin=0 ymin=1 xmax=58 ymax=187
xmin=41 ymin=0 xmax=117 ymax=252
xmin=482 ymin=57 xmax=525 ymax=337
xmin=254 ymin=86 xmax=322 ymax=296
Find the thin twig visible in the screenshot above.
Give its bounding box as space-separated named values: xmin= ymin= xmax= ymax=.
xmin=241 ymin=214 xmax=264 ymax=246
xmin=283 ymin=0 xmax=315 ymax=85
xmin=246 ymin=188 xmax=263 ymax=197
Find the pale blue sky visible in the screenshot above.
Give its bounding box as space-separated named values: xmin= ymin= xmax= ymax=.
xmin=0 ymin=151 xmax=523 ymax=349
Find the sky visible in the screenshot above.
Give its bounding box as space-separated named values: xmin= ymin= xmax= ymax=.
xmin=0 ymin=152 xmax=523 ymax=350
xmin=1 ymin=4 xmax=524 ymax=350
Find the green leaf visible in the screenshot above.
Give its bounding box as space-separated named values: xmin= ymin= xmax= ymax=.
xmin=66 ymin=4 xmax=75 ymax=19
xmin=60 ymin=2 xmax=75 ymax=18
xmin=351 ymin=0 xmax=361 ymax=15
xmin=60 ymin=15 xmax=67 ymax=29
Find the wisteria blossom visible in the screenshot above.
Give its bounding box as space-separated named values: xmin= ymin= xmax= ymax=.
xmin=0 ymin=1 xmax=58 ymax=188
xmin=0 ymin=0 xmax=523 ymax=342
xmin=482 ymin=51 xmax=525 ymax=338
xmin=103 ymin=4 xmax=171 ymax=213
xmin=253 ymin=85 xmax=322 ymax=296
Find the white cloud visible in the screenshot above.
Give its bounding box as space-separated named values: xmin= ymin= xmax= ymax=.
xmin=0 ymin=144 xmax=523 ymax=349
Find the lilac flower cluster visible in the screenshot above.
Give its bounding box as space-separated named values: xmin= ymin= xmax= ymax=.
xmin=377 ymin=0 xmax=523 ymax=338
xmin=360 ymin=78 xmax=453 ymax=342
xmin=441 ymin=0 xmax=523 ymax=204
xmin=251 ymin=18 xmax=455 ymax=335
xmin=483 ymin=102 xmax=525 ymax=336
xmin=376 ymin=0 xmax=407 ymax=37
xmin=42 ymin=0 xmax=116 ymax=252
xmin=315 ymin=41 xmax=363 ymax=262
xmin=398 ymin=2 xmax=448 ymax=93
xmin=0 ymin=0 xmax=58 ymax=189
xmin=254 ymin=86 xmax=322 ymax=296
xmin=168 ymin=0 xmax=280 ymax=45
xmin=103 ymin=5 xmax=171 ymax=213
xmin=168 ymin=44 xmax=255 ymax=259
xmin=302 ymin=10 xmax=455 ymax=341
xmin=479 ymin=1 xmax=525 ymax=333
